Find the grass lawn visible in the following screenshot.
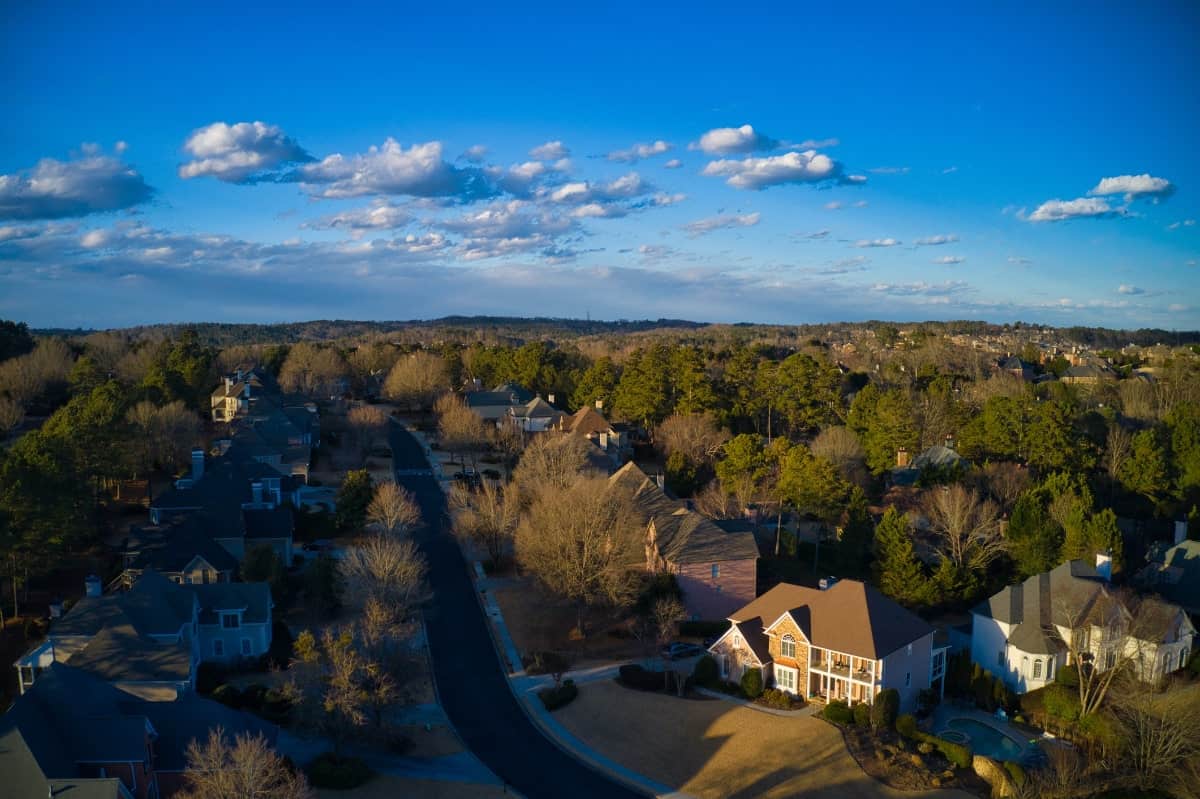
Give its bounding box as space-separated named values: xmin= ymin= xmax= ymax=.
xmin=317 ymin=776 xmax=509 ymax=799
xmin=491 ymin=578 xmax=647 ymax=668
xmin=555 ymin=680 xmax=973 ymax=799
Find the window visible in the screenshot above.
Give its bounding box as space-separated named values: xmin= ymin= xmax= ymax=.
xmin=241 ymin=639 xmax=253 ymax=656
xmin=1033 ymin=660 xmax=1043 ymax=679
xmin=733 ymin=635 xmax=741 ymax=648
xmin=906 ymin=643 xmax=913 ymax=656
xmin=221 ymin=613 xmax=240 ymax=629
xmin=212 ymin=639 xmax=224 ymax=657
xmin=776 ymin=667 xmax=796 ymax=693
xmin=711 ymin=563 xmax=720 ymax=579
xmin=781 ymin=635 xmax=796 ymax=659
xmin=1180 ymin=649 xmax=1189 ymax=671
xmin=905 ymin=672 xmax=910 ymax=687
xmin=720 ymin=655 xmax=729 ymax=678
xmin=1022 ymin=656 xmax=1029 ymax=676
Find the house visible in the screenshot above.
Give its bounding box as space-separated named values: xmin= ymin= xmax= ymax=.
xmin=997 ymin=356 xmax=1036 ymax=382
xmin=150 ymin=450 xmax=296 ymax=564
xmin=609 ymin=462 xmax=760 ymax=620
xmin=708 ymin=579 xmax=944 ymax=713
xmin=507 ymin=395 xmax=567 ymax=432
xmin=1 ymin=662 xmax=277 ymax=799
xmin=1138 ymin=526 xmax=1200 ymax=615
xmin=971 ymin=557 xmax=1195 ymax=694
xmin=891 ymin=442 xmax=967 ymax=486
xmin=14 ymin=571 xmax=273 ymax=698
xmin=464 ymin=382 xmax=534 ymax=426
xmin=210 ymin=366 xmax=281 ymax=422
xmin=1061 ymin=363 xmax=1118 ymax=385
xmin=115 ymin=513 xmax=240 ymax=589
xmin=558 ymin=403 xmax=633 ymax=468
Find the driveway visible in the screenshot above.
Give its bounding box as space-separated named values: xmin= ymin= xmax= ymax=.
xmin=555 ymin=681 xmax=973 ymax=799
xmin=388 ymin=421 xmax=646 ymax=799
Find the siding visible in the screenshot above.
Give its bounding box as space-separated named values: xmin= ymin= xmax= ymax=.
xmin=199 ymin=620 xmax=271 ymax=663
xmin=674 ymin=558 xmax=756 ymax=620
xmin=970 ymin=613 xmax=1015 ymax=687
xmin=880 ymin=632 xmax=934 ymax=713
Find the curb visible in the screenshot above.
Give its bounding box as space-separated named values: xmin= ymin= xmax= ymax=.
xmin=694 ymin=686 xmax=816 ymax=717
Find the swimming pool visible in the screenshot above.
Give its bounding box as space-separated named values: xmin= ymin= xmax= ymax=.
xmin=940 ymin=718 xmax=1026 ymax=762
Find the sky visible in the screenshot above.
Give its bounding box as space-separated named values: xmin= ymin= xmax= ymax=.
xmin=1 ymin=1 xmax=1198 ymax=330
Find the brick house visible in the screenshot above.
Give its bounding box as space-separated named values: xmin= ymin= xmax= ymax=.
xmin=708 ymin=579 xmax=946 ymax=712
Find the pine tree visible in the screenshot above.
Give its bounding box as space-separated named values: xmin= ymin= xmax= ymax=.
xmin=873 ymin=507 xmax=930 ymax=606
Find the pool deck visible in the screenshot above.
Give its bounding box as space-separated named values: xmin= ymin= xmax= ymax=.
xmin=929 ymin=702 xmax=1041 ymax=763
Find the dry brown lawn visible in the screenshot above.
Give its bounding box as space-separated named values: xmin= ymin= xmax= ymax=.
xmin=555 ymin=681 xmax=974 ymax=799
xmin=492 ymin=579 xmax=646 ymax=667
xmin=317 ymin=776 xmax=509 ymax=799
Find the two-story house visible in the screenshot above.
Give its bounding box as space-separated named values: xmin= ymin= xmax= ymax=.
xmin=708 ymin=579 xmax=945 ymax=713
xmin=971 ymin=557 xmax=1195 ymax=694
xmin=558 ymin=403 xmax=633 ymax=468
xmin=115 ymin=513 xmax=240 ymax=589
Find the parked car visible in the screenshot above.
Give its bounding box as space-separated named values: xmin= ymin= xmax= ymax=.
xmin=660 ymin=642 xmax=704 ymax=660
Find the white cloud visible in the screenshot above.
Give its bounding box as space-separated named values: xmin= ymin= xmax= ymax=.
xmin=0 ymin=146 xmax=154 ymax=220
xmin=870 ymin=280 xmax=969 ymax=298
xmin=691 ymin=124 xmax=778 ymax=155
xmin=702 ymin=150 xmax=842 ymax=190
xmin=915 ymin=234 xmax=958 ymax=246
xmin=825 ymin=201 xmax=842 ymax=210
xmin=854 ymin=238 xmax=901 ymax=248
xmin=1089 ymin=173 xmax=1173 ymax=200
xmin=178 ymin=121 xmax=311 ymax=183
xmin=868 ymin=166 xmax=910 ymax=175
xmin=529 ymin=141 xmax=569 ymax=160
xmin=1168 ymin=303 xmax=1189 ymax=313
xmin=682 ymin=212 xmax=760 ymax=237
xmin=663 ymin=158 xmax=683 ymax=169
xmin=932 ymin=255 xmax=964 ymax=265
xmin=1007 ymin=256 xmax=1032 ymax=265
xmin=795 ymin=138 xmax=839 ymax=150
xmin=298 ymin=139 xmax=492 ymax=200
xmin=942 ymin=166 xmax=958 ymax=174
xmin=607 ymin=140 xmax=672 ymax=163
xmin=1117 ymin=284 xmax=1144 ymax=295
xmin=1167 ymin=219 xmax=1196 ymax=230
xmin=1026 ymin=197 xmax=1121 ymax=222
xmin=303 ymin=200 xmax=412 ymax=237
xmin=802 ymin=229 xmax=831 ymax=239
xmin=462 ymin=145 xmax=488 ymax=163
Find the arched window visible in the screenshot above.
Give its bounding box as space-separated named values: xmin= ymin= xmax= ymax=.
xmin=1033 ymin=659 xmax=1043 ymax=679
xmin=1021 ymin=656 xmax=1029 ymax=677
xmin=781 ymin=635 xmax=796 ymax=659
xmin=1180 ymin=648 xmax=1189 ymax=672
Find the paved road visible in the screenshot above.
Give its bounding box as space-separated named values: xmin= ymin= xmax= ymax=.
xmin=389 ymin=421 xmax=647 ymax=799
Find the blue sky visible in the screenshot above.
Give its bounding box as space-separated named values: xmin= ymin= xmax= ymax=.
xmin=1 ymin=1 xmax=1197 ymax=329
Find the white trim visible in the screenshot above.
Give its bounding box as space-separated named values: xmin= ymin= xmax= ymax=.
xmin=761 ymin=610 xmax=812 ymax=644
xmin=774 ymin=664 xmax=799 ymax=694
xmin=706 ymin=623 xmax=764 ymax=666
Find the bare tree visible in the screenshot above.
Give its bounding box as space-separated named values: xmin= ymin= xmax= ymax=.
xmin=976 ymin=460 xmax=1031 ymax=513
xmin=348 ymin=404 xmax=390 ymax=459
xmin=0 ymin=338 xmax=73 ymax=405
xmin=279 ymin=343 xmax=349 ymax=397
xmin=810 ymin=425 xmax=868 ymax=486
xmin=1105 ymin=425 xmax=1133 ymax=484
xmin=923 ymin=485 xmax=1005 ymax=571
xmin=1118 ymin=379 xmax=1158 ymax=423
xmin=1111 ymin=683 xmax=1200 ymax=797
xmin=384 ymin=351 xmax=448 ymax=412
xmin=653 ymin=596 xmax=687 ymax=692
xmin=450 ymin=480 xmax=519 ymax=566
xmin=691 ymin=479 xmax=741 ymax=520
xmin=125 ymin=400 xmax=201 ymax=478
xmin=366 ymin=480 xmax=422 ymax=537
xmin=656 ymin=412 xmax=730 ymax=465
xmin=339 ymin=535 xmax=429 ymax=623
xmin=511 ymin=432 xmax=592 ymax=500
xmin=0 ymin=397 xmax=25 ymax=438
xmin=516 ymin=474 xmax=642 ymax=635
xmin=434 ymin=393 xmax=488 ymax=468
xmin=175 ymin=727 xmax=314 ymax=799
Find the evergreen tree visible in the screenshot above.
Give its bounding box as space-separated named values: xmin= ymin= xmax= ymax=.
xmin=668 ymin=346 xmax=718 ymax=414
xmin=613 ymin=345 xmax=670 ymax=429
xmin=873 ymin=507 xmax=930 ymax=606
xmin=335 ymin=469 xmax=375 ymax=534
xmin=1007 ymin=491 xmax=1062 ymax=578
xmin=570 ymin=356 xmax=618 ymax=412
xmin=1118 ymin=427 xmax=1170 ymax=504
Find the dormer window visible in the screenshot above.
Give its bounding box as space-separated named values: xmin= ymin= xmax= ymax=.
xmin=221 ymin=612 xmax=241 ymax=629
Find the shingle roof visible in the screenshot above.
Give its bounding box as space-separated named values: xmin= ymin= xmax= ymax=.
xmin=729 ymin=580 xmax=934 ymax=659
xmin=244 ymin=506 xmax=294 ymax=540
xmin=124 ymin=515 xmax=239 ymax=575
xmin=67 ymin=623 xmax=193 ymax=683
xmin=565 ymin=406 xmax=614 ymax=437
xmin=189 ymin=582 xmax=272 ymax=625
xmin=52 ymin=571 xmax=193 ymax=638
xmin=1144 ymin=540 xmax=1200 ymax=612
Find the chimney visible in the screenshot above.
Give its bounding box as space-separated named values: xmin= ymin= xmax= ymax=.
xmin=944 ymin=434 xmax=956 ymax=451
xmin=224 ymin=376 xmax=233 ymax=391
xmin=236 ymin=368 xmax=243 ymax=381
xmin=84 ymin=575 xmax=102 ymax=598
xmin=595 ymin=399 xmax=604 ymax=411
xmin=818 ymin=576 xmax=838 ymax=591
xmin=547 ymin=393 xmax=556 ymax=406
xmin=244 ymin=382 xmax=251 ymax=399
xmin=896 ymin=448 xmax=910 ymax=468
xmin=655 ymin=473 xmax=665 ymax=490
xmin=1175 ymin=518 xmax=1189 ymax=546
xmin=191 ymin=448 xmax=205 ymax=482
xmin=1095 ymin=551 xmax=1113 ymax=582
xmin=251 ymin=481 xmax=264 ymax=505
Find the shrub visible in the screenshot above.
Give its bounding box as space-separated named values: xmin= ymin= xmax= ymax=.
xmin=196 ymin=662 xmax=223 ymax=695
xmin=211 ymin=684 xmax=243 ymax=709
xmin=823 ymin=700 xmax=854 ymax=724
xmin=305 ymin=753 xmax=374 ymax=789
xmin=910 ymin=753 xmax=924 ymax=767
xmin=618 ymin=664 xmax=664 ymax=691
xmin=527 ymin=651 xmax=571 ymax=682
xmin=539 ymin=679 xmax=579 ymax=711
xmin=896 ymin=713 xmax=919 ymax=739
xmin=758 ymin=689 xmax=801 ymax=710
xmin=1189 ymin=649 xmax=1200 ymax=677
xmin=872 ymin=688 xmax=900 ymax=730
xmin=852 ymin=702 xmax=871 ymax=726
xmin=1056 ymin=663 xmax=1080 ymax=687
xmin=692 ymin=655 xmax=719 ymax=688
xmin=241 ymin=683 xmax=268 ymax=710
xmin=740 ymin=667 xmax=763 ymax=699
xmin=267 ymin=620 xmax=295 ymax=670
xmin=679 ymin=620 xmax=730 ymax=639
xmin=260 ymin=688 xmax=292 ymax=724
xmin=1004 ymin=760 xmax=1026 ymax=787
xmin=1043 ymin=684 xmax=1081 ymax=722
xmin=934 ymin=737 xmax=972 ymax=768
xmin=917 ymin=688 xmax=940 ymax=716
xmin=918 ymin=742 xmax=934 ymax=755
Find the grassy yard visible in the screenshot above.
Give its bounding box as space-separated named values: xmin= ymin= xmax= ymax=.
xmin=555 ymin=680 xmax=973 ymax=799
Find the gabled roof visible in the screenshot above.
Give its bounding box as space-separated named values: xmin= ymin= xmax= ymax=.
xmin=52 ymin=571 xmax=194 ymax=638
xmin=124 ymin=515 xmax=239 ymax=576
xmin=564 ymin=406 xmax=615 ymax=437
xmin=189 ymin=582 xmax=272 ymax=625
xmin=243 ymin=506 xmax=294 ymax=540
xmin=514 ymin=396 xmax=562 ymax=419
xmin=730 ymin=580 xmax=933 ymax=659
xmin=1144 ymin=539 xmax=1200 ymax=612
xmin=912 ymin=445 xmax=965 ymax=470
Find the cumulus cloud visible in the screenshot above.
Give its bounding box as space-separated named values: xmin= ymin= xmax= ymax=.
xmin=462 ymin=145 xmax=489 ymax=163
xmin=529 ymin=141 xmax=569 ymax=160
xmin=607 ymin=140 xmax=672 ymax=163
xmin=0 ymin=147 xmax=154 ymax=220
xmin=1089 ymin=173 xmax=1174 ymax=200
xmin=178 ymin=121 xmax=312 ymax=183
xmin=298 ymin=139 xmax=494 ymax=201
xmin=691 ymin=124 xmax=778 ymax=155
xmin=701 ymin=150 xmax=844 ymax=190
xmin=932 ymin=255 xmax=964 ymax=265
xmin=682 ymin=212 xmax=760 ymax=238
xmin=915 ymin=234 xmax=958 ymax=246
xmin=1117 ymin=284 xmax=1144 ymax=295
xmin=854 ymin=238 xmax=901 ymax=248
xmin=303 ymin=200 xmax=412 ymax=237
xmin=1026 ymin=197 xmax=1122 ymax=222
xmin=663 ymin=158 xmax=683 ymax=169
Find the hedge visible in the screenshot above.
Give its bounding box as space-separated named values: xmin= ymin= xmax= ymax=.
xmin=539 ymin=679 xmax=579 ymax=711
xmin=679 ymin=620 xmax=730 ymax=638
xmin=822 ymin=700 xmax=854 ymax=724
xmin=211 ymin=684 xmax=243 ymax=709
xmin=758 ymin=689 xmax=802 ymax=710
xmin=871 ymin=688 xmax=900 ymax=730
xmin=692 ymin=655 xmax=719 ymax=688
xmin=619 ymin=664 xmax=665 ymax=691
xmin=305 ymin=753 xmax=374 ymax=789
xmin=1004 ymin=760 xmax=1026 ymax=787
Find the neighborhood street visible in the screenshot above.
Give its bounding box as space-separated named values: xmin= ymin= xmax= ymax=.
xmin=389 ymin=420 xmax=648 ymax=799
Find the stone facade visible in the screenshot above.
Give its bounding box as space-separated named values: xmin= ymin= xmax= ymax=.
xmin=766 ymin=614 xmax=811 ymax=697
xmin=709 ymin=626 xmax=764 ymax=683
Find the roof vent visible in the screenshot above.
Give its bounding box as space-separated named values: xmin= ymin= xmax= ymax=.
xmin=818 ymin=576 xmax=838 ymax=591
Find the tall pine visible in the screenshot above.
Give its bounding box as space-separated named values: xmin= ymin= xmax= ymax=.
xmin=873 ymin=506 xmax=930 ymax=606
